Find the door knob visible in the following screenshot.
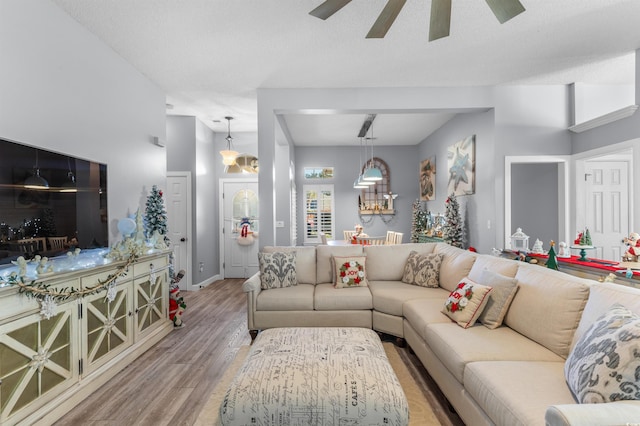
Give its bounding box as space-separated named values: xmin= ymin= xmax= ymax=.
xmin=180 ymin=237 xmax=186 ymax=242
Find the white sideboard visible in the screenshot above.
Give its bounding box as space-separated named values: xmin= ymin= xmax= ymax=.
xmin=0 ymin=250 xmax=172 ymax=425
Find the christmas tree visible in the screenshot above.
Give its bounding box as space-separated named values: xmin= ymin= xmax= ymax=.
xmin=41 ymin=208 xmax=57 ymax=237
xmin=443 ymin=193 xmax=464 ymax=248
xmin=410 ymin=200 xmax=427 ymax=243
xmin=547 ymin=241 xmax=559 ymax=270
xmin=144 ymin=185 xmax=168 ymax=242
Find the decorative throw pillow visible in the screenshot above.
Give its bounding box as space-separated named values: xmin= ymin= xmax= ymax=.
xmin=258 ymin=251 xmax=297 ymax=290
xmin=402 ymin=251 xmax=443 ymax=288
xmin=333 ymin=255 xmax=368 ymax=288
xmin=477 ymin=269 xmax=519 ymax=329
xmin=565 ymin=304 xmax=640 ymax=403
xmin=442 ymin=278 xmax=493 ymax=329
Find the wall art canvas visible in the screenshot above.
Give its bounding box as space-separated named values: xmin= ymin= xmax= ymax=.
xmin=419 ymin=156 xmax=436 ymax=201
xmin=447 ymin=135 xmax=475 ymax=196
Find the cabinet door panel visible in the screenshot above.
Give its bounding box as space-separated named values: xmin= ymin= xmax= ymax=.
xmin=134 ymin=267 xmax=168 ymax=340
xmin=0 ymin=305 xmax=78 ymax=424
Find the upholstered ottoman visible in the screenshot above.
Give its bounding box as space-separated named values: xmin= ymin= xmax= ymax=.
xmin=219 ymin=327 xmax=409 ymax=425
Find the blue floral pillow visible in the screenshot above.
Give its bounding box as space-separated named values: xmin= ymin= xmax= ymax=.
xmin=258 ymin=251 xmax=297 ymax=289
xmin=565 ymin=303 xmax=640 ymax=403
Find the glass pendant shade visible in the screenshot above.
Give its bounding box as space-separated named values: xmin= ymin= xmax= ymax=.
xmin=220 ymin=149 xmax=239 ymax=166
xmin=353 ymin=176 xmax=367 ymax=188
xmin=362 ymin=166 xmax=383 ymax=181
xmin=24 ymin=169 xmax=49 ymax=189
xmin=358 ymin=174 xmax=375 ymax=185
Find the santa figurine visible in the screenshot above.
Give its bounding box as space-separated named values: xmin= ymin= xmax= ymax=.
xmin=169 ymin=270 xmax=186 ymax=327
xmin=622 ymin=232 xmax=640 ymax=262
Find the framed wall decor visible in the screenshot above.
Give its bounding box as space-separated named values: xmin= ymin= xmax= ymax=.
xmin=447 ymin=135 xmax=475 ymax=196
xmin=304 ymin=167 xmax=334 ymax=179
xmin=419 ymin=156 xmax=436 ymax=201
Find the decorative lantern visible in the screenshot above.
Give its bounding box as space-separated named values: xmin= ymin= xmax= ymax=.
xmin=510 ymin=227 xmax=530 ymax=252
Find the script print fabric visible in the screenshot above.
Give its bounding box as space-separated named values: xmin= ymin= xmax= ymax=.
xmin=565 ymin=303 xmax=640 ymax=403
xmin=258 ymin=251 xmax=297 ymax=289
xmin=220 ymin=327 xmax=409 ymax=425
xmin=402 ymin=251 xmax=442 ymax=287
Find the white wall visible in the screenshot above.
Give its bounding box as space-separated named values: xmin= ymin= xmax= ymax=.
xmin=573 ymin=83 xmax=635 ymax=124
xmin=0 ymin=0 xmax=167 ymax=243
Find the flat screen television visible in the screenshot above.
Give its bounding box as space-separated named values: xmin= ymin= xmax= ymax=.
xmin=0 ymin=138 xmax=108 ymax=265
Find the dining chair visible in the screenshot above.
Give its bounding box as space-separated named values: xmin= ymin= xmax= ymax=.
xmin=16 ymin=239 xmax=40 ymax=254
xmin=393 ymin=232 xmax=404 ymax=244
xmin=343 ymin=230 xmax=355 ymax=241
xmin=48 ymin=236 xmax=68 ymax=251
xmin=385 ymin=231 xmax=396 ymax=245
xmin=319 ymin=232 xmax=328 ymax=245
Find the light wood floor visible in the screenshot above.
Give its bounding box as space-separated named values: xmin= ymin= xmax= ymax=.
xmin=55 ymin=279 xmax=464 ymax=426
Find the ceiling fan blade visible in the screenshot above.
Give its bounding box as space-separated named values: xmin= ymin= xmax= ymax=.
xmin=429 ymin=0 xmax=452 ymax=41
xmin=309 ymin=0 xmax=352 ymax=20
xmin=366 ymin=0 xmax=407 ymax=38
xmin=484 ymin=0 xmax=525 ymax=24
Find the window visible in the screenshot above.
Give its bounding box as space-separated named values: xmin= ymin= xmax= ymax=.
xmin=303 ymin=184 xmax=334 ymax=245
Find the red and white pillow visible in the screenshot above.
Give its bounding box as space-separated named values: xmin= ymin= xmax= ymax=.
xmin=333 ymin=255 xmax=368 ymax=288
xmin=442 ymin=277 xmax=493 ymax=328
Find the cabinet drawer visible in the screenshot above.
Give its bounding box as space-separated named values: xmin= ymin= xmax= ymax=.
xmin=133 ymin=254 xmax=168 ymax=278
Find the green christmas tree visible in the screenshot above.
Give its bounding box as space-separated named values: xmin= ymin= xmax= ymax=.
xmin=547 ymin=241 xmax=559 ymax=270
xmin=41 ymin=208 xmax=57 ymax=237
xmin=410 ymin=199 xmax=428 ymax=243
xmin=443 ymin=193 xmax=464 ymax=248
xmin=144 ymin=185 xmax=168 ymax=242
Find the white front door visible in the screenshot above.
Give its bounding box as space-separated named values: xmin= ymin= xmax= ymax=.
xmin=584 ymin=161 xmax=629 ymax=260
xmin=221 ymin=180 xmax=259 ymax=278
xmin=166 ymin=173 xmax=191 ymax=290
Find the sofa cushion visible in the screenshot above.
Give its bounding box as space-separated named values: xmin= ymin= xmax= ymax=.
xmin=263 ymin=246 xmax=316 ymax=284
xmin=403 ymin=298 xmax=452 ymax=337
xmin=402 ymin=251 xmax=442 ymax=287
xmin=465 ymin=361 xmax=575 ymax=426
xmin=467 ymin=254 xmax=518 ymax=282
xmin=316 ymin=245 xmax=364 ymax=284
xmin=442 ymin=278 xmax=492 ymax=329
xmin=256 ymin=284 xmax=315 ymax=311
xmin=477 ymin=269 xmax=519 ymax=329
xmin=368 ymin=281 xmax=447 ymax=316
xmin=434 ymin=244 xmax=477 ymax=292
xmin=364 ymin=243 xmax=436 ymax=281
xmin=314 ymin=283 xmax=373 ymax=310
xmin=258 ymin=251 xmax=297 ymax=289
xmin=505 ymin=263 xmax=591 ymax=358
xmin=423 ymin=322 xmax=563 ymax=383
xmin=571 ymin=281 xmax=640 ymax=350
xmin=565 ymin=303 xmax=640 ymax=403
xmin=333 ymin=255 xmax=368 ymax=288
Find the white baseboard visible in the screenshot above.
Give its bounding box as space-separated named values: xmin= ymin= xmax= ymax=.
xmin=190 ymin=275 xmax=221 ymax=291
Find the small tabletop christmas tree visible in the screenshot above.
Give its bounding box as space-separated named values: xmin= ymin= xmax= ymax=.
xmin=443 ymin=193 xmax=463 ymax=248
xmin=145 ymin=185 xmax=168 ymax=244
xmin=546 ymin=240 xmax=558 ymax=270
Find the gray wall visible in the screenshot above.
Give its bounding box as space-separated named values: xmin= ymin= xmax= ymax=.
xmin=1 ymin=0 xmax=166 ymax=244
xmin=510 ymin=163 xmax=558 ymax=249
xmin=294 ymin=145 xmax=419 ymax=243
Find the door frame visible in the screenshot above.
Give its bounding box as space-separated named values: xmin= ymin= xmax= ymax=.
xmin=219 ymin=178 xmax=259 ymax=279
xmin=167 ymin=171 xmax=194 ymax=291
xmin=573 ymin=142 xmax=635 ymax=249
xmin=504 ymin=156 xmax=570 ymax=249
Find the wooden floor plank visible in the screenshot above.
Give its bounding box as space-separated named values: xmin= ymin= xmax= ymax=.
xmin=54 ymin=278 xmax=463 ymax=426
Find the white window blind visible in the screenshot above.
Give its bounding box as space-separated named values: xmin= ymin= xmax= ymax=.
xmin=303 ymin=184 xmax=335 ymax=245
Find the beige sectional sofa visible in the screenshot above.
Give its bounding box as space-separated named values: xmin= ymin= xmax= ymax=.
xmin=242 ymin=242 xmax=640 ymax=426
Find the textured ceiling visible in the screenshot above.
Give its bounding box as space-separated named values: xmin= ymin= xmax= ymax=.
xmin=52 ymin=0 xmax=640 ymax=144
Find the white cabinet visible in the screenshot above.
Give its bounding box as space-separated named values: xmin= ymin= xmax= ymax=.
xmin=0 ymin=251 xmax=171 ymax=426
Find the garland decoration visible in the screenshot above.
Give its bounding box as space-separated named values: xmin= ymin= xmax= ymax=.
xmin=0 ymin=254 xmax=138 ymax=318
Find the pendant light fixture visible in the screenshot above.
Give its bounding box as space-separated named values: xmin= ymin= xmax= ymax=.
xmin=24 ymin=149 xmax=49 ymax=190
xmin=61 ymin=157 xmax=77 ymax=193
xmin=354 ymin=137 xmax=374 ymax=188
xmin=220 ymin=116 xmax=239 ymax=166
xmin=362 ymin=121 xmax=383 ymax=181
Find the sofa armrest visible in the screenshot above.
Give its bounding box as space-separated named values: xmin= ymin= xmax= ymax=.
xmin=545 ymin=401 xmax=640 ymax=426
xmin=243 ymin=272 xmax=261 ymax=331
xmin=243 ymin=272 xmax=261 ymax=293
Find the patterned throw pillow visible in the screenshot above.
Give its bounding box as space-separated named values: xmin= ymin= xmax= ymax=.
xmin=333 ymin=255 xmax=368 ymax=288
xmin=477 ymin=269 xmax=519 ymax=329
xmin=565 ymin=304 xmax=640 ymax=403
xmin=258 ymin=251 xmax=297 ymax=290
xmin=441 ymin=277 xmax=493 ymax=328
xmin=402 ymin=251 xmax=443 ymax=287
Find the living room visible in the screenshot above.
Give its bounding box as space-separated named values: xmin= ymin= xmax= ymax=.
xmin=1 ymin=1 xmax=640 ymax=425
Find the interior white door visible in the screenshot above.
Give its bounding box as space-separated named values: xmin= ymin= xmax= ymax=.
xmin=223 ymin=180 xmax=259 ymax=278
xmin=166 ymin=174 xmax=190 ymax=290
xmin=584 ymin=161 xmax=629 ymax=261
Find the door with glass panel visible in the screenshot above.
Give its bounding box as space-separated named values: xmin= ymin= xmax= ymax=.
xmin=222 ymin=180 xmax=259 ymax=278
